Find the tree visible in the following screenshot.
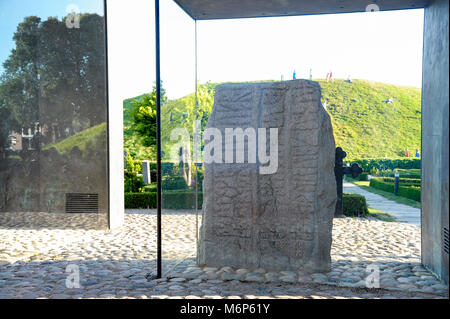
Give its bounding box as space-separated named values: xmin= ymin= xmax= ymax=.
xmin=0 ymin=16 xmax=41 ymax=135
xmin=0 ymin=14 xmax=107 ymax=148
xmin=130 ymin=83 xmax=166 ymax=148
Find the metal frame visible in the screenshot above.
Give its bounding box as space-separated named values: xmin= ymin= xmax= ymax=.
xmin=104 ymin=0 xmax=111 ymax=230
xmin=153 ymin=0 xmax=441 ymax=280
xmin=155 ymin=0 xmax=162 ymax=279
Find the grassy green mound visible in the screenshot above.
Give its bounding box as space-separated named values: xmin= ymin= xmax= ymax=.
xmin=148 ymin=79 xmax=421 ymax=161
xmin=43 ymin=122 xmax=107 ymax=156
xmin=318 ymin=79 xmax=421 ymax=158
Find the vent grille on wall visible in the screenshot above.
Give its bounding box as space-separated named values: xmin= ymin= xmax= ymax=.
xmin=65 ymin=193 xmax=99 ymax=214
xmin=444 ymin=227 xmax=449 ymax=255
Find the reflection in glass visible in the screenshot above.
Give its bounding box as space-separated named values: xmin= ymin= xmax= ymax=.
xmin=0 ymin=1 xmax=108 ymax=229
xmin=160 ymin=0 xmax=198 ymax=275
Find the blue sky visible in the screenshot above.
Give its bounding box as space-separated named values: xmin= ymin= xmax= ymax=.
xmin=0 ymin=0 xmax=104 ymax=74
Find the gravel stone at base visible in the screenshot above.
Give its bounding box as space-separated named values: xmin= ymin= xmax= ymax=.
xmin=0 ymin=211 xmax=448 ymax=299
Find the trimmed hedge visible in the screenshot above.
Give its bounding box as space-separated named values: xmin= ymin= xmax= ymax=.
xmin=347 ymin=158 xmax=421 ymax=173
xmin=125 ymin=191 xmax=203 ymax=209
xmin=125 ymin=191 xmax=371 ymax=216
xmin=380 ymin=177 xmax=421 ymax=186
xmin=342 ymin=193 xmax=369 ymax=217
xmin=370 ymin=177 xmax=421 ymax=202
xmin=144 ymin=184 xmax=157 ymax=193
xmin=398 ymin=186 xmax=421 ymax=202
xmin=125 ymin=192 xmax=157 ymax=209
xmin=370 ymin=177 xmax=394 ymax=193
xmin=357 ymin=172 xmax=369 ymax=181
xmin=378 ymin=169 xmax=421 ymax=179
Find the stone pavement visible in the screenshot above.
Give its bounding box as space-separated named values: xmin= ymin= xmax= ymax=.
xmin=343 ymin=182 xmax=421 ymax=225
xmin=0 ymin=211 xmax=447 ymax=299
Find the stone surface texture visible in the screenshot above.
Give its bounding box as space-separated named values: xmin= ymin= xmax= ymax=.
xmin=198 ymin=80 xmax=336 ymax=273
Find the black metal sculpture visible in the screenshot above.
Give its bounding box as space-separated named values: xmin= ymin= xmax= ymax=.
xmin=334 ymin=147 xmax=363 ymax=216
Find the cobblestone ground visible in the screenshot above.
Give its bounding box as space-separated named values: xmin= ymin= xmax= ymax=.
xmin=0 ymin=211 xmax=448 ymax=299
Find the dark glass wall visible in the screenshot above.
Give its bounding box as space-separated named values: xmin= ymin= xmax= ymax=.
xmin=0 ymin=0 xmax=108 ymax=228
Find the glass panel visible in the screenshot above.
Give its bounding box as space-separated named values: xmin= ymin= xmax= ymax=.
xmin=160 ymin=2 xmax=424 ymax=286
xmin=160 ymin=0 xmax=198 ymax=276
xmin=0 ymin=0 xmax=108 ymax=229
xmin=193 ymin=9 xmax=423 ymax=278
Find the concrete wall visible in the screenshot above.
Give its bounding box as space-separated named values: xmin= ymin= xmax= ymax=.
xmin=421 ymin=0 xmax=449 ymax=284
xmin=106 ymin=2 xmax=125 ymax=230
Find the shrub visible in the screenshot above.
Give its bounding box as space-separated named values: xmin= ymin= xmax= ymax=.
xmin=161 ymin=169 xmax=204 ymax=191
xmin=398 ymin=186 xmax=421 ymax=202
xmin=126 ymin=191 xmax=374 ymax=216
xmin=380 ymin=177 xmax=421 ymax=186
xmin=125 ymin=191 xmax=203 ymax=209
xmin=124 ymin=192 xmax=157 ymax=209
xmin=370 ymin=177 xmax=394 ymax=193
xmin=370 ymin=177 xmax=421 ymax=202
xmin=378 ymin=168 xmax=421 ymax=179
xmin=124 ymin=171 xmax=145 ymax=193
xmin=357 ymin=172 xmax=369 ymax=181
xmin=343 ymin=193 xmax=369 ymax=217
xmin=162 ymin=191 xmax=203 ymax=210
xmin=144 ymin=184 xmax=157 ymax=193
xmin=162 ymin=175 xmax=191 ymax=190
xmin=347 ymin=158 xmax=421 ymax=173
xmin=398 ymin=169 xmax=421 ymax=179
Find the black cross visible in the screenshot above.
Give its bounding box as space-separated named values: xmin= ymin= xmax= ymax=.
xmin=334 ymin=147 xmax=363 ymax=216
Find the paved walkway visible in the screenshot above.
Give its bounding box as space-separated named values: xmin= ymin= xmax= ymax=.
xmin=343 ymin=182 xmax=421 ymax=226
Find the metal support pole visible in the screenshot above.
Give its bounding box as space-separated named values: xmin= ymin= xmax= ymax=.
xmin=194 ymin=21 xmax=199 ymax=249
xmin=155 ymin=0 xmax=162 ymax=279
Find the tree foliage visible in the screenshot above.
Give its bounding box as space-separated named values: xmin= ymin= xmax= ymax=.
xmin=0 ymin=14 xmax=107 ymax=152
xmin=129 ymin=83 xmax=166 ymax=148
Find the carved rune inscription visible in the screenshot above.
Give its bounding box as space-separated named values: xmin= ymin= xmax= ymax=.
xmin=198 ymin=80 xmax=336 ymax=273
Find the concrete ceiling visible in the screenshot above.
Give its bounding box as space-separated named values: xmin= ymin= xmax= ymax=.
xmin=174 ymin=0 xmax=429 ymax=20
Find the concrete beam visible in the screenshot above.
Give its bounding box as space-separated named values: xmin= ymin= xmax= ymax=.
xmin=175 ymin=0 xmax=429 ymax=20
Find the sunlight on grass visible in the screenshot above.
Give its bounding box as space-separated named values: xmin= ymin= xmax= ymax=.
xmin=368 ymin=207 xmax=397 ymax=222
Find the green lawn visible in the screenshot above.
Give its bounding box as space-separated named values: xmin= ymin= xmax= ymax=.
xmin=124 ymin=79 xmax=421 ymax=161
xmin=43 ymin=122 xmax=107 ymax=156
xmin=346 ymin=177 xmax=421 ymax=209
xmin=368 ymin=207 xmax=397 ymax=222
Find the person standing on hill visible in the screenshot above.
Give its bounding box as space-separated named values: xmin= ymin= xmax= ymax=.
xmin=293 ymin=70 xmax=296 ymax=80
xmin=415 ymin=149 xmax=420 ymax=158
xmin=405 ymin=148 xmax=410 ymax=158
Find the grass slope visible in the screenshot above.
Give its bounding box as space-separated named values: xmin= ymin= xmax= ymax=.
xmin=43 ymin=122 xmax=107 ymax=156
xmin=318 ymin=79 xmax=421 ymax=159
xmin=124 ymin=79 xmax=421 ymax=161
